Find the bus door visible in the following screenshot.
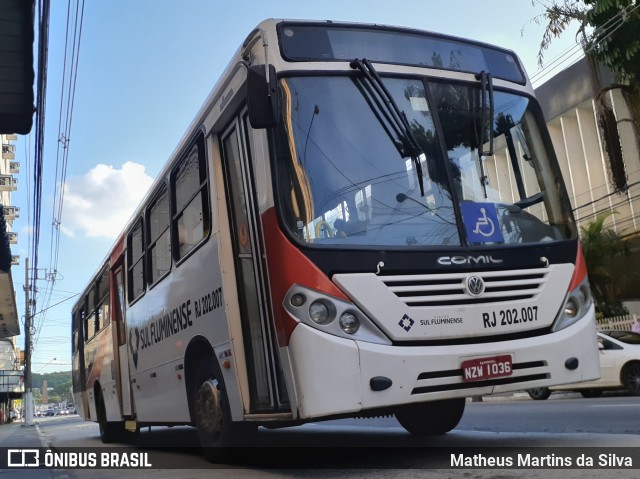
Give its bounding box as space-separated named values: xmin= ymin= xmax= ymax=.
xmin=111 ymin=260 xmax=135 ymax=417
xmin=220 ymin=109 xmax=289 ymax=412
xmin=72 ymin=306 xmax=89 ymax=418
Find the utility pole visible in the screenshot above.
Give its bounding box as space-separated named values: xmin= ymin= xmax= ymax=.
xmin=24 ymin=258 xmax=34 ymax=426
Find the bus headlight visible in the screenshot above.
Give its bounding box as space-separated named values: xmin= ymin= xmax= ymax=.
xmin=339 ymin=312 xmax=360 ymax=334
xmin=578 ymin=284 xmax=591 ymax=305
xmin=309 ymin=300 xmax=333 ymax=324
xmin=552 ymin=276 xmax=593 ymax=332
xmin=564 ymin=298 xmax=578 ymax=317
xmin=283 ymin=284 xmax=391 ymax=345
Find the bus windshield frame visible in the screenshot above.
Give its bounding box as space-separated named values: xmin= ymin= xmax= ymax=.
xmin=277 ymin=23 xmax=526 ymax=84
xmin=272 ymin=72 xmax=576 ymax=250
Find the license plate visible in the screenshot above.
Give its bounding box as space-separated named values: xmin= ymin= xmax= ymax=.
xmin=461 ymin=355 xmax=513 ymax=382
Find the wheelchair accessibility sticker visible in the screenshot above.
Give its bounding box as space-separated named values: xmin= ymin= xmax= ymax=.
xmin=461 ymin=202 xmax=504 ymax=244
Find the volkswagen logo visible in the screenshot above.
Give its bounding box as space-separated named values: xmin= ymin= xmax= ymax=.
xmin=465 ymin=275 xmax=485 ymax=296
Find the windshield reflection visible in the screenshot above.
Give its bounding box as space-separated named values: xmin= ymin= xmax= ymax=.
xmin=273 ymin=75 xmax=573 ymax=248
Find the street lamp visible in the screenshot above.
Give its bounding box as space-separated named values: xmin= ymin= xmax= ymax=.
xmin=34 ymin=358 xmax=56 ymax=374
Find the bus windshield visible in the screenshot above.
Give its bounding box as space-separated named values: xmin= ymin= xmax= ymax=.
xmin=274 ymin=75 xmax=575 ymax=247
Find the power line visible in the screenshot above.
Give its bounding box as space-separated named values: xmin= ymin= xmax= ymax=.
xmin=34 ymin=0 xmax=86 ymax=350
xmin=529 ymin=1 xmax=640 ymax=87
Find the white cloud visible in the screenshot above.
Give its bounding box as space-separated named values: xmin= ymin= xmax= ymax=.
xmin=62 ymin=161 xmax=154 ymax=239
xmin=20 ymin=225 xmax=34 ymax=236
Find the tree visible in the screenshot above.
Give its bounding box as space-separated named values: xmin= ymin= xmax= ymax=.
xmin=529 ymin=1 xmax=640 ymax=191
xmin=53 ymin=380 xmax=72 ymax=398
xmin=530 ymin=0 xmax=640 ymax=81
xmin=580 ymin=211 xmax=629 ymax=316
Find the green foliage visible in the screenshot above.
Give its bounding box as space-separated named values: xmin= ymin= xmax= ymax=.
xmin=530 ymin=1 xmax=640 ymax=192
xmin=580 ymin=210 xmax=629 ymax=316
xmin=585 ymin=0 xmax=640 ymax=85
xmin=530 ymin=0 xmax=640 ymax=86
xmin=32 ymin=370 xmax=72 ymax=390
xmin=527 ymin=1 xmax=588 ymax=67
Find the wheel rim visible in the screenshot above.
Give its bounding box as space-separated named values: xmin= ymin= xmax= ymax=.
xmin=625 ymin=364 xmax=640 ymax=394
xmin=195 ymin=378 xmax=223 ymax=443
xmin=529 ymin=388 xmax=548 ymax=398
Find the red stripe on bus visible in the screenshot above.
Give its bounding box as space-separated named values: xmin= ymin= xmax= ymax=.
xmin=262 ymin=207 xmax=348 ymax=346
xmin=568 ymin=242 xmax=588 ymax=292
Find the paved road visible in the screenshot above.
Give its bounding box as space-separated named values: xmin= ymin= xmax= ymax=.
xmin=4 ymin=394 xmax=639 ymax=478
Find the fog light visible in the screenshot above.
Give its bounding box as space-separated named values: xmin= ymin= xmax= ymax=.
xmin=309 ymin=301 xmax=331 ymax=324
xmin=290 ymin=293 xmax=306 ymax=307
xmin=339 ymin=312 xmax=360 ymax=334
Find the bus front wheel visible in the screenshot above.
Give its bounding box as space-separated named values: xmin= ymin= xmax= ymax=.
xmin=527 ymin=387 xmax=552 ymax=400
xmin=192 ymin=361 xmax=261 ymax=461
xmin=395 ymin=398 xmax=466 ymax=435
xmin=193 ymin=362 xmax=233 ymax=460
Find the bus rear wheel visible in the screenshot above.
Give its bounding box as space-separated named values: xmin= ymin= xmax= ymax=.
xmin=579 ymin=389 xmax=603 ymax=398
xmin=395 ymin=398 xmax=466 ymax=435
xmin=96 ymin=390 xmax=125 ymax=444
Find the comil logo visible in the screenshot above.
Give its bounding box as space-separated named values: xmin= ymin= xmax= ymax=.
xmin=7 ymin=449 xmax=39 ymax=467
xmin=437 ymin=255 xmax=503 ymax=266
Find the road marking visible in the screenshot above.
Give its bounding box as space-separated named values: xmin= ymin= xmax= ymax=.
xmin=590 ymin=404 xmax=640 ymax=408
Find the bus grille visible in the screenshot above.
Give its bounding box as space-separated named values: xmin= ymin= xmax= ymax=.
xmin=411 ymin=360 xmax=549 ymax=395
xmin=380 ymin=268 xmax=549 ymax=307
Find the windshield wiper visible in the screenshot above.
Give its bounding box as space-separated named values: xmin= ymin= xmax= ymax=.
xmin=473 ymin=70 xmax=495 ymax=199
xmin=349 ymin=58 xmax=426 ymax=196
xmin=475 ymin=70 xmax=494 ymax=157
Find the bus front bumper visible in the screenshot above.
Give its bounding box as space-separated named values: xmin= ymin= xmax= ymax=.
xmin=286 ymin=306 xmax=599 ymax=419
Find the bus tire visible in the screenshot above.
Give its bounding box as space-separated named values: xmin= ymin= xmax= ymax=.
xmin=395 ymin=398 xmax=465 ymax=435
xmin=579 ymin=389 xmax=603 ymax=398
xmin=193 ymin=361 xmax=235 ymax=462
xmin=527 ymin=387 xmax=552 ymax=400
xmin=96 ymin=390 xmax=124 ymax=444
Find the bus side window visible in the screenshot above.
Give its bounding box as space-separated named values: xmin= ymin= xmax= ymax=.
xmin=147 ymin=184 xmax=171 ymax=284
xmin=171 ymin=134 xmax=210 ymax=261
xmin=127 ymin=218 xmax=145 ymax=303
xmin=96 ymin=266 xmax=110 ymax=329
xmin=80 ymin=305 xmax=87 ymax=342
xmin=86 ymin=288 xmax=96 ymax=340
xmin=71 ymin=310 xmax=78 ymax=353
xmin=72 ymin=310 xmax=79 ymax=353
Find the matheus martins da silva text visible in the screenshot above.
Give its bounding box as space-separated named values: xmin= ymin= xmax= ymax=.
xmin=451 ymin=453 xmax=633 ymax=468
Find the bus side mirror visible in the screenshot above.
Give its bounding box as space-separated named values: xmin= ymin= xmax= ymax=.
xmin=247 ymin=64 xmax=278 ymax=129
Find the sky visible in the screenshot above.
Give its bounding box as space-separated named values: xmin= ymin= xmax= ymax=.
xmin=11 ymin=0 xmax=584 ymax=376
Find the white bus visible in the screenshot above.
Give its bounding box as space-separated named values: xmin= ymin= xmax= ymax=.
xmin=72 ymin=18 xmax=600 ymax=459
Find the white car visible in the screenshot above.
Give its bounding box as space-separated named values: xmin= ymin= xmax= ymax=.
xmin=527 ymin=330 xmax=640 ymax=400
